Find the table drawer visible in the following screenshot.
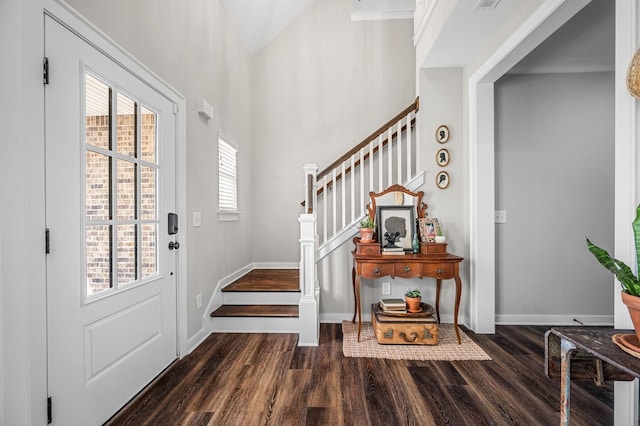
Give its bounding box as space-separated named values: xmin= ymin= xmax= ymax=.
xmin=361 ymin=263 xmax=394 ymax=279
xmin=394 ymin=262 xmax=422 ymax=278
xmin=423 ymin=263 xmax=455 ymax=279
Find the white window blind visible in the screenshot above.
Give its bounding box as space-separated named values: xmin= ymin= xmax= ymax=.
xmin=218 ymin=138 xmax=237 ymax=211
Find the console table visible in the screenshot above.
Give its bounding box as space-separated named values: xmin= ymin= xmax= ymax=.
xmin=351 ymin=251 xmax=464 ymax=344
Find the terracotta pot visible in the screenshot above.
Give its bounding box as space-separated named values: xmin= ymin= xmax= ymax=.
xmin=359 ymin=228 xmax=374 ymax=242
xmin=405 ymin=296 xmax=421 ymax=313
xmin=621 ymin=291 xmax=640 ymax=341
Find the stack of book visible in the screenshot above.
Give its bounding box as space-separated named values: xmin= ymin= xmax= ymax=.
xmin=380 ymin=298 xmax=407 ymax=313
xmin=382 ymin=247 xmax=405 ymax=255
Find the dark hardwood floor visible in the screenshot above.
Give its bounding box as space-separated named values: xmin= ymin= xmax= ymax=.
xmin=106 ymin=324 xmax=617 ymax=425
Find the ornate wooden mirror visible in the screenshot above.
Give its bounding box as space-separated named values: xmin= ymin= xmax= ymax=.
xmin=365 ymin=185 xmax=427 ymax=249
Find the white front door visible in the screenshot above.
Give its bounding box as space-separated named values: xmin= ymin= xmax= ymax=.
xmin=45 ymin=16 xmax=178 ymax=425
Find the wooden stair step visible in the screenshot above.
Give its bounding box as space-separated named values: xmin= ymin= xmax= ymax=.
xmin=223 ymin=269 xmax=299 ymax=292
xmin=210 ymin=304 xmax=299 ymax=318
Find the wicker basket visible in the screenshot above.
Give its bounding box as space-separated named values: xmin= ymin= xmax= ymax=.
xmin=627 ymin=48 xmax=640 ymax=99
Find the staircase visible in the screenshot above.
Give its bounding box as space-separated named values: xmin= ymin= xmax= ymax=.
xmin=209 ymin=269 xmax=300 ymax=333
xmin=208 ymin=98 xmax=420 ymax=345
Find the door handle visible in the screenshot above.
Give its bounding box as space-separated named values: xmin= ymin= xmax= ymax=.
xmin=169 ymin=241 xmax=180 ymax=250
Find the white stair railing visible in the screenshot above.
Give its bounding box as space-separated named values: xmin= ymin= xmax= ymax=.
xmin=313 ymin=99 xmax=419 ymax=257
xmin=297 ymin=99 xmax=419 ymax=346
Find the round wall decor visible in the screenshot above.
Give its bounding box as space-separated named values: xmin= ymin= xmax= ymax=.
xmin=436 ymin=148 xmax=449 ymax=167
xmin=436 ymin=171 xmax=450 ymax=189
xmin=436 ymin=125 xmax=449 ymax=143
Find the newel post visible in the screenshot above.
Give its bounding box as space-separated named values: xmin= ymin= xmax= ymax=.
xmin=299 ymin=164 xmax=319 ymax=346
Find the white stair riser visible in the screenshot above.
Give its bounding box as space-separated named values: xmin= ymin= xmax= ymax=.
xmin=222 ymin=291 xmax=300 ymax=305
xmin=210 ymin=316 xmax=299 ymax=333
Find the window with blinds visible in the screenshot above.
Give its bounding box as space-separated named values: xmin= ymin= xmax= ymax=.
xmin=218 ymin=138 xmax=237 ymax=211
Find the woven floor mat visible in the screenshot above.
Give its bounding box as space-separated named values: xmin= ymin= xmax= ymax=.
xmin=342 ymin=321 xmax=492 ymax=361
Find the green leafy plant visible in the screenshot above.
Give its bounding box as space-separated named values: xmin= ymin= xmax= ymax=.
xmin=436 ymin=222 xmax=443 ymax=237
xmin=360 ymin=216 xmax=375 ymax=229
xmin=586 ymin=204 xmax=640 ymax=297
xmin=405 ymin=289 xmax=421 ymax=298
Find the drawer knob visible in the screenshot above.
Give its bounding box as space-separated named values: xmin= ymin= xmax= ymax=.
xmin=437 ymin=268 xmax=444 ymax=274
xmin=374 ymin=268 xmax=380 ymax=275
xmin=403 ymin=266 xmax=411 ymax=272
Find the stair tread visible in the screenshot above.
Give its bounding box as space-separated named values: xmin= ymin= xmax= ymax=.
xmin=210 ymin=304 xmax=299 ymax=318
xmin=223 ymin=269 xmax=300 ymax=292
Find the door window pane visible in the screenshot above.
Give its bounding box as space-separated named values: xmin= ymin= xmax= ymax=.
xmin=117 ymin=159 xmax=137 ymax=220
xmin=141 ymin=106 xmax=156 ymax=163
xmin=85 ymin=74 xmax=111 ymax=150
xmin=86 ymin=151 xmax=111 ymax=221
xmin=86 ymin=225 xmax=112 ymax=296
xmin=141 ymin=223 xmax=157 ymax=279
xmin=117 ymin=92 xmax=137 ymax=157
xmin=117 ymin=224 xmax=137 ymax=285
xmin=141 ymin=166 xmax=156 ymax=220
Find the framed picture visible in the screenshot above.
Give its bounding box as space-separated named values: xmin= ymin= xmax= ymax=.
xmin=418 ymin=217 xmax=439 ymax=242
xmin=376 ymin=206 xmax=415 ymax=251
xmin=436 ymin=171 xmax=450 ymax=189
xmin=436 ymin=148 xmax=449 ymax=167
xmin=436 ymin=125 xmax=450 ymax=143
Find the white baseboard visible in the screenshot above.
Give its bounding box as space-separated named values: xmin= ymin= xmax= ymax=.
xmin=186 ymin=327 xmax=210 ymax=355
xmin=252 ymin=262 xmax=299 ymax=269
xmin=495 ymin=314 xmax=614 ymax=326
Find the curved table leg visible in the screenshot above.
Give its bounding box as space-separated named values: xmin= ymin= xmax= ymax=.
xmin=453 ymin=274 xmax=462 ymax=344
xmin=355 ymin=274 xmax=362 ymax=342
xmin=351 ymin=266 xmax=357 ymax=323
xmin=435 ymin=279 xmax=442 ymax=324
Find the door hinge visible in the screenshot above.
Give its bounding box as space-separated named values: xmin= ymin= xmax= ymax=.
xmin=45 ymin=228 xmax=50 ymax=254
xmin=47 ymin=396 xmax=52 ymax=423
xmin=43 ymin=57 xmax=49 ymax=85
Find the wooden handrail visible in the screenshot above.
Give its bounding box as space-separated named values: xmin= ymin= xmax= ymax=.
xmin=301 ymin=97 xmax=419 ymax=207
xmin=317 ymin=97 xmax=419 ymax=181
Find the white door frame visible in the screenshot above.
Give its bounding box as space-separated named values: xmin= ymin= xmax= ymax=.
xmin=468 ymin=0 xmax=591 ymax=334
xmin=19 ymin=1 xmax=187 ymax=422
xmin=468 ymin=0 xmax=638 ymax=422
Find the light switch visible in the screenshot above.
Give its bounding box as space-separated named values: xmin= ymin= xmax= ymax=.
xmin=192 ymin=212 xmax=202 ymax=227
xmin=495 ymin=210 xmax=507 ymax=224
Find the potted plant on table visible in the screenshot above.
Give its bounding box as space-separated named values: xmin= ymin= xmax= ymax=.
xmin=586 ymin=204 xmax=640 ymax=341
xmin=405 ymin=288 xmax=422 ymax=313
xmin=359 ymin=216 xmax=375 ymax=242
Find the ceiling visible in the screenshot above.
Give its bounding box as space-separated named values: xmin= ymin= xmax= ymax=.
xmin=222 ymin=0 xmax=415 ymax=55
xmin=223 ymin=0 xmax=614 ymax=72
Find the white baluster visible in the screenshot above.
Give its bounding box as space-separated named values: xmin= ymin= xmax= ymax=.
xmin=397 ymin=117 xmax=403 ymax=183
xmin=406 ymin=111 xmax=413 ymax=179
xmin=359 ymin=148 xmax=365 ymax=218
xmin=369 ymin=142 xmax=374 ymax=193
xmin=332 ymin=169 xmax=337 ymax=236
xmin=350 ymin=156 xmax=355 ymax=223
xmin=378 ymin=134 xmax=384 ymax=190
xmin=387 ymin=127 xmax=393 ymax=187
xmin=341 ymin=162 xmax=346 ymax=230
xmin=322 ymin=178 xmax=328 ymax=244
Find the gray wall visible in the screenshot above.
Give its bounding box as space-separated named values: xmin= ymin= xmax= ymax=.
xmin=250 ymin=0 xmax=416 ymax=262
xmin=494 ymin=71 xmax=614 ymax=323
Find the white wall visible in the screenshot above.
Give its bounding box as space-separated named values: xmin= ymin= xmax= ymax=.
xmin=250 ymin=0 xmax=416 ymax=262
xmin=64 ymin=0 xmax=254 ymax=339
xmin=495 ymin=71 xmax=614 ymax=324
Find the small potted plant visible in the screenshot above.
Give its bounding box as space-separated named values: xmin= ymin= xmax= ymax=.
xmin=405 ymin=288 xmax=422 ymax=313
xmin=587 ymin=204 xmax=640 ymax=342
xmin=359 ymin=216 xmax=375 ymax=242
